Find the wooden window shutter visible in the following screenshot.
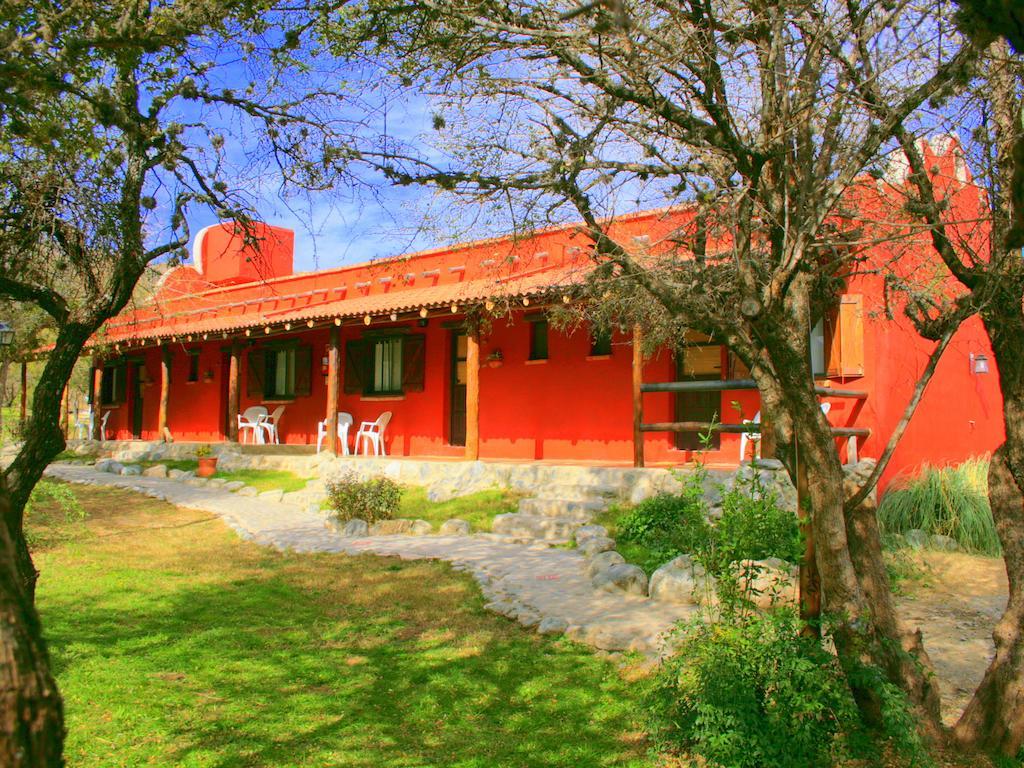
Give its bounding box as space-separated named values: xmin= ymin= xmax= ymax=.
xmin=344 ymin=340 xmax=368 ymax=394
xmin=247 ymin=349 xmax=265 ymax=398
xmin=294 ymin=345 xmax=313 ymax=396
xmin=402 ymin=334 xmax=427 ymax=392
xmin=826 ymin=294 xmax=865 ymax=378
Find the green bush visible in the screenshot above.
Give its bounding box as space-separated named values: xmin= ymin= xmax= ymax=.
xmin=616 ymin=468 xmax=800 ymax=574
xmin=711 ymin=470 xmax=802 ymax=569
xmin=326 ymin=472 xmax=401 ymax=524
xmin=649 ymin=608 xmax=861 ymax=768
xmin=879 ymin=457 xmax=1000 ymax=555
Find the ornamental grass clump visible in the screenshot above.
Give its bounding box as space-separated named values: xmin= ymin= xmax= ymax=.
xmin=326 ymin=471 xmax=401 ymax=524
xmin=879 ymin=457 xmax=1000 ymax=555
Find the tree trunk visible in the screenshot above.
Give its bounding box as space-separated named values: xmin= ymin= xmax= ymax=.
xmin=0 ymin=483 xmax=64 ymax=767
xmin=954 ymin=315 xmax=1024 ymax=756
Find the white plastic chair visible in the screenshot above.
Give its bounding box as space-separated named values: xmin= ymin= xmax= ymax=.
xmin=740 ymin=403 xmax=831 ymax=461
xmin=355 ymin=411 xmax=392 ymax=456
xmin=74 ymin=409 xmax=92 ymax=440
xmin=316 ymin=412 xmax=353 ymax=455
xmin=258 ymin=405 xmax=286 ymax=445
xmin=237 ymin=406 xmax=268 ymax=444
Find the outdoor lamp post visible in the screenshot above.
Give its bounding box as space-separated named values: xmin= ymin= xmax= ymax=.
xmin=0 ymin=321 xmax=13 ymax=347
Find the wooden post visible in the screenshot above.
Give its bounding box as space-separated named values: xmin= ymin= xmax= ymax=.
xmin=158 ymin=346 xmax=171 ymax=442
xmin=227 ymin=343 xmax=241 ymax=442
xmin=632 ymin=324 xmax=645 ymax=468
xmin=325 ymin=326 xmax=341 ymax=454
xmin=465 ymin=329 xmax=480 ymax=461
xmin=19 ymin=361 xmax=27 ymax=429
xmin=61 ymin=385 xmax=70 ymax=437
xmin=91 ymin=361 xmax=103 ymax=440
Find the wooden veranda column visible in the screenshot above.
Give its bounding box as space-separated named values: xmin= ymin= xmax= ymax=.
xmin=325 ymin=326 xmax=341 ymax=454
xmin=158 ymin=346 xmax=171 ymax=442
xmin=227 ymin=343 xmax=241 ymax=442
xmin=91 ymin=360 xmax=103 ymax=440
xmin=465 ymin=329 xmax=480 ymax=461
xmin=19 ymin=361 xmax=27 ymax=430
xmin=632 ymin=324 xmax=645 ymax=468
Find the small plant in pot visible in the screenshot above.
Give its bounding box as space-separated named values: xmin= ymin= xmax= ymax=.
xmin=195 ymin=445 xmax=218 ymax=477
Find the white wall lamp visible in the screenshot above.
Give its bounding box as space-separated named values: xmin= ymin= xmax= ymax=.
xmin=970 ymin=353 xmax=990 ymax=375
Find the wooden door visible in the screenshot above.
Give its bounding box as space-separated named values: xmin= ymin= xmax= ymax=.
xmin=450 ymin=331 xmax=468 ymax=446
xmin=131 ymin=364 xmax=144 ymax=439
xmin=674 ymin=342 xmax=723 ymax=450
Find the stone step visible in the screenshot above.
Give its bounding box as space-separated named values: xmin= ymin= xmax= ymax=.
xmin=517 ymin=498 xmax=607 ymax=518
xmin=491 ymin=513 xmax=584 ymax=541
xmin=529 ymin=483 xmax=623 ymax=502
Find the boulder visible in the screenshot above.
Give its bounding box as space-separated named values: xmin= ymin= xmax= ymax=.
xmin=537 ymin=617 xmax=569 ymax=636
xmin=574 ymin=524 xmax=608 ymax=544
xmin=342 ymin=518 xmax=369 ymax=537
xmin=224 ymin=480 xmax=246 ymax=492
xmin=649 ymin=555 xmax=715 ymax=605
xmin=369 ymin=519 xmax=417 ymax=535
xmin=95 ymin=459 xmax=123 ymax=474
xmin=120 ymin=464 xmax=142 ymax=476
xmin=439 ymin=518 xmax=471 ymax=536
xmin=184 ymin=477 xmax=208 ymax=487
xmin=206 ymin=478 xmax=227 ymax=488
xmin=585 ymin=550 xmax=626 ymax=578
xmin=142 ymin=464 xmax=168 ymax=478
xmin=733 ymin=559 xmax=797 ymax=608
xmin=167 ymin=468 xmax=193 ymax=480
xmin=905 ymin=529 xmax=930 ymax=550
xmin=930 ymin=533 xmax=961 ymax=552
xmin=410 ymin=519 xmax=433 ymax=536
xmin=578 ymin=536 xmax=616 ymax=558
xmin=592 ymin=563 xmax=649 ymax=596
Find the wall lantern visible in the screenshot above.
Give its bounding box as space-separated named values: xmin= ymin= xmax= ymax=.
xmin=363 ymin=315 xmax=372 ymax=325
xmin=970 ymin=353 xmax=990 ymax=375
xmin=419 ymin=307 xmax=428 ymax=318
xmin=390 ymin=312 xmax=398 ymax=322
xmin=0 ymin=321 xmax=15 ymax=346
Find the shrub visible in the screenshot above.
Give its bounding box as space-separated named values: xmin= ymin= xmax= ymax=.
xmin=616 ymin=471 xmax=712 ymax=569
xmin=326 ymin=471 xmax=401 ymax=524
xmin=879 ymin=457 xmax=1000 ymax=556
xmin=649 ymin=608 xmax=862 ymax=768
xmin=710 ymin=470 xmax=802 ymax=569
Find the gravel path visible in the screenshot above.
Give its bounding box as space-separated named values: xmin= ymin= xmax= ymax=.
xmin=46 ymin=463 xmax=695 ymax=654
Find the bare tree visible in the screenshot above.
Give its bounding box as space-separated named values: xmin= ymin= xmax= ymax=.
xmin=333 ymin=0 xmax=981 ymax=747
xmin=0 ymin=0 xmax=363 ymax=762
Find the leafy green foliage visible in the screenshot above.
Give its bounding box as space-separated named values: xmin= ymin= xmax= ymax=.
xmin=649 ymin=608 xmax=861 ymax=768
xmin=326 ymin=471 xmax=402 ymax=523
xmin=613 ymin=468 xmax=800 ymax=574
xmin=879 ymin=457 xmax=1000 ymax=555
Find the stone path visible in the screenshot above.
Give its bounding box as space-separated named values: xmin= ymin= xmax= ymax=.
xmin=45 ymin=463 xmax=695 ymax=655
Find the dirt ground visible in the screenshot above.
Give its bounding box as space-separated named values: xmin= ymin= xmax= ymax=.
xmin=894 ymin=551 xmax=1008 ymax=725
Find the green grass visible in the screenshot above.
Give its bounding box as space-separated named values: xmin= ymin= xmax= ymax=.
xmin=32 ymin=484 xmax=652 ymax=768
xmin=210 ymin=468 xmax=310 ymax=493
xmin=396 ymin=486 xmax=519 ymax=532
xmin=592 ymin=505 xmax=664 ymax=575
xmin=138 ymin=459 xmax=199 ymax=473
xmin=879 ymin=457 xmax=1001 ymax=556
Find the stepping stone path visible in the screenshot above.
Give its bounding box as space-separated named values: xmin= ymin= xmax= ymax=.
xmin=46 ymin=462 xmax=697 ymax=655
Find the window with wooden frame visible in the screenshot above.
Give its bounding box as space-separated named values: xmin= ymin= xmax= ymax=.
xmin=590 ymin=327 xmax=612 ymax=357
xmin=528 ymin=317 xmax=548 ymax=360
xmin=344 ymin=333 xmax=426 ymax=396
xmin=187 ymin=350 xmax=200 ymax=383
xmin=246 ymin=344 xmax=313 ymax=400
xmin=100 ymin=364 xmax=127 ymax=406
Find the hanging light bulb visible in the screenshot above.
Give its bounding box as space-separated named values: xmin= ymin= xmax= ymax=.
xmin=419 ymin=307 xmax=428 ymax=318
xmin=364 ymin=315 xmax=372 ymax=325
xmin=390 ymin=312 xmax=398 ymax=322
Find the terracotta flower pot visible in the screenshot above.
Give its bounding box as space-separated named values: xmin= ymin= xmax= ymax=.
xmin=197 ymin=457 xmax=218 ymax=478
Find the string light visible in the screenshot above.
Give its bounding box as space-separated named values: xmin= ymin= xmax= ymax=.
xmin=485 ymin=299 xmax=495 ymax=311
xmin=333 ymin=317 xmax=341 ymax=326
xmin=363 ymin=315 xmax=372 ymax=325
xmin=419 ymin=308 xmax=428 ymax=318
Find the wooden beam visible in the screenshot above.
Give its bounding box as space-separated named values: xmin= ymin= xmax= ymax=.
xmin=19 ymin=361 xmax=27 ymax=428
xmin=91 ymin=362 xmax=104 ymax=440
xmin=325 ymin=326 xmax=341 ymax=454
xmin=227 ymin=344 xmax=241 ymax=442
xmin=642 ymin=421 xmax=756 ymax=433
xmin=632 ymin=324 xmax=644 ymax=468
xmin=465 ymin=329 xmax=480 ymax=460
xmin=641 ymin=379 xmax=867 ymax=400
xmin=158 ymin=346 xmax=171 ymax=442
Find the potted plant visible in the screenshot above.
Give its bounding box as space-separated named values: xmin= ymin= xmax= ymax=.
xmin=195 ymin=444 xmax=218 ymax=477
xmin=486 ymin=349 xmax=504 ymax=368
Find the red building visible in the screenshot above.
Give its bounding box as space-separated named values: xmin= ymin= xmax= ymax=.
xmin=89 ymin=143 xmax=1004 ymax=492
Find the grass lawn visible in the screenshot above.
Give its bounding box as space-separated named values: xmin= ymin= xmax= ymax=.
xmin=33 ymin=484 xmax=653 ymax=768
xmin=212 ymin=468 xmax=311 ymax=493
xmin=397 ymin=486 xmax=519 ymax=532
